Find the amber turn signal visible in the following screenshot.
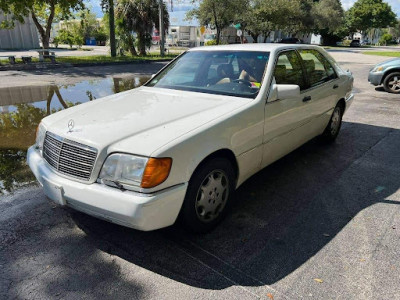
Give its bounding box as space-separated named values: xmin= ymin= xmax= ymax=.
xmin=141 ymin=158 xmax=172 ymax=188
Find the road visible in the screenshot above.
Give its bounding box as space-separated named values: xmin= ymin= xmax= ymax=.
xmin=1 ymin=51 xmax=400 ymax=300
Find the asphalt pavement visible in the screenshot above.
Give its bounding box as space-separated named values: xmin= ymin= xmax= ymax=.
xmin=1 ymin=51 xmax=400 ymax=299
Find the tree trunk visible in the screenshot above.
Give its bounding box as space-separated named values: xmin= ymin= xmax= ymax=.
xmin=138 ymin=34 xmax=146 ymax=56
xmin=109 ymin=0 xmax=117 ymax=57
xmin=31 ymin=2 xmax=55 ymax=54
xmin=127 ymin=35 xmax=138 ymax=56
xmin=42 ymin=35 xmax=50 ymax=50
xmin=216 ymin=27 xmax=221 ymax=45
xmin=250 ymin=33 xmax=258 ymax=43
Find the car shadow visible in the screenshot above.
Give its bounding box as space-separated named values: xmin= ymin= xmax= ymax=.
xmin=375 ymin=86 xmax=386 ymax=92
xmin=69 ymin=121 xmax=400 ymax=290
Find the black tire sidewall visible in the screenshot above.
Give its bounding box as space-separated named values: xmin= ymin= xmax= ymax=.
xmin=383 ymin=72 xmax=400 ymax=94
xmin=321 ymin=104 xmax=343 ymax=142
xmin=180 ymin=157 xmax=236 ymax=233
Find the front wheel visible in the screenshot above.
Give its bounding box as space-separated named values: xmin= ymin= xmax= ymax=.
xmin=180 ymin=158 xmax=235 ymax=233
xmin=383 ymin=72 xmax=400 ymax=94
xmin=320 ymin=103 xmax=343 ymax=143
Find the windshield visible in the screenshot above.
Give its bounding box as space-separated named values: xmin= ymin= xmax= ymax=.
xmin=146 ymin=50 xmax=270 ymax=98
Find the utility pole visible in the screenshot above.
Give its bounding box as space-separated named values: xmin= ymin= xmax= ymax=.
xmin=159 ymin=0 xmax=165 ymax=57
xmin=109 ymin=0 xmax=117 ymax=57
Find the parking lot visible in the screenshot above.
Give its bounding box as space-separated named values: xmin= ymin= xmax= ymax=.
xmin=1 ymin=50 xmax=399 ymax=299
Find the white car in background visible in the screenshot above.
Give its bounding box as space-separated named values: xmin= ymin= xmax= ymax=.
xmin=28 ymin=44 xmax=354 ymax=233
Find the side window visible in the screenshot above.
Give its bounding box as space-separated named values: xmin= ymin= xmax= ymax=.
xmin=274 ymin=51 xmax=306 ymax=90
xmin=318 ymin=52 xmax=337 ymax=80
xmin=298 ymin=49 xmax=336 ymax=87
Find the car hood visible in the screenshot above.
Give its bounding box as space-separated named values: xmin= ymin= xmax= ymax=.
xmin=42 ymin=86 xmax=249 ymax=156
xmin=375 ymin=58 xmax=400 ymax=68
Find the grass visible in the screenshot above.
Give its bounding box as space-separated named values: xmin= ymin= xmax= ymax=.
xmin=362 ymin=51 xmax=400 ymax=57
xmin=0 ymin=53 xmax=178 ymax=66
xmin=56 ymin=54 xmax=177 ymax=64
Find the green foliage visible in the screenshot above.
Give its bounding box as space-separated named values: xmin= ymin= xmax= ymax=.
xmin=0 ymin=0 xmax=85 ymax=49
xmin=57 ymin=29 xmax=75 ymax=48
xmin=76 ymin=8 xmax=99 ymax=40
xmin=205 ymin=40 xmax=217 ymax=46
xmin=187 ymin=0 xmax=246 ymax=45
xmin=379 ymin=33 xmax=393 ymax=45
xmin=312 ymin=0 xmax=344 ymax=34
xmin=347 ymin=0 xmax=397 ymax=32
xmin=93 ymin=28 xmax=108 ymax=42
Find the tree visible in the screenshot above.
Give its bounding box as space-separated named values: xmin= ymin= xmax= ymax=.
xmin=76 ymin=8 xmax=99 ymax=41
xmin=347 ymin=0 xmax=397 ymax=34
xmin=0 ymin=0 xmax=84 ymax=49
xmin=244 ymin=0 xmax=302 ymax=42
xmin=115 ymin=0 xmax=169 ymax=56
xmin=187 ymin=0 xmax=245 ymax=45
xmin=311 ymin=0 xmax=345 ymax=45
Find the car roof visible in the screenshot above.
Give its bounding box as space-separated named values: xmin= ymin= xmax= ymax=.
xmin=188 ymin=43 xmax=324 ymax=53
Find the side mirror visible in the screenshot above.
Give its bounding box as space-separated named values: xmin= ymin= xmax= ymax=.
xmin=276 ymin=84 xmax=300 ymax=100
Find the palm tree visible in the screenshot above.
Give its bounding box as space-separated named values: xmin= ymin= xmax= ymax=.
xmin=116 ymin=0 xmax=169 ymax=56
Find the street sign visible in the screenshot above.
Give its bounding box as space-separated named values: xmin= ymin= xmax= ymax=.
xmin=200 ymin=26 xmax=205 ymax=35
xmin=237 ymin=29 xmax=242 ymax=37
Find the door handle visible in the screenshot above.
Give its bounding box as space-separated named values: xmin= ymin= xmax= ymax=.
xmin=303 ymin=96 xmax=311 ymax=102
xmin=333 ymin=84 xmax=339 ymax=89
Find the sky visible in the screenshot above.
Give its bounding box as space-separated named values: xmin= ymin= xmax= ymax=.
xmin=86 ymin=0 xmax=400 ymax=19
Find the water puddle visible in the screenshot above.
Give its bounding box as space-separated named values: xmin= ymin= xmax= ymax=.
xmin=0 ymin=75 xmax=150 ymax=195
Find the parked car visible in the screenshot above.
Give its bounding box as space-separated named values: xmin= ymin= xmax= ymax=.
xmin=350 ymin=40 xmax=361 ymax=47
xmin=368 ymin=58 xmax=400 ymax=94
xmin=278 ymin=37 xmax=303 ymax=44
xmin=28 ymin=44 xmax=354 ymax=233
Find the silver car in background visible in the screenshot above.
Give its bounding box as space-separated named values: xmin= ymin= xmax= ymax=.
xmin=368 ymin=58 xmax=400 ymax=94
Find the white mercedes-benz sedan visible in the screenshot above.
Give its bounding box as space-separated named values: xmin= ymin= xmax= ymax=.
xmin=28 ymin=44 xmax=354 ymax=232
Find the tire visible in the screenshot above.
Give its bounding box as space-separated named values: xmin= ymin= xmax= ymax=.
xmin=180 ymin=158 xmax=236 ymax=233
xmin=320 ymin=103 xmax=344 ymax=143
xmin=383 ymin=72 xmax=400 ymax=94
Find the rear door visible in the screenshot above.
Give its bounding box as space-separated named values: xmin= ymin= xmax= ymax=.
xmin=297 ymin=49 xmax=340 ymax=135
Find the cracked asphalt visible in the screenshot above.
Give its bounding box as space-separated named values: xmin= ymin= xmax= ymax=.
xmin=1 ymin=50 xmax=400 ymax=299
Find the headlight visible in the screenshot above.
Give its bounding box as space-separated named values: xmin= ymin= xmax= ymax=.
xmin=372 ymin=66 xmax=384 ymax=72
xmin=35 ymin=122 xmax=46 ymax=150
xmin=99 ymin=153 xmax=172 ymax=189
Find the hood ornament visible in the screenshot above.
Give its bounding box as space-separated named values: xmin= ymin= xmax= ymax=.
xmin=68 ymin=119 xmax=74 ymax=132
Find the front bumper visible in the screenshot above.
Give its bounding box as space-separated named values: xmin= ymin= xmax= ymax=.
xmin=368 ymin=72 xmax=383 ymax=86
xmin=27 ymin=146 xmax=188 ymax=231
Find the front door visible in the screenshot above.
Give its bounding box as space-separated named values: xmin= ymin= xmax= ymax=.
xmin=262 ymin=50 xmax=312 ymax=168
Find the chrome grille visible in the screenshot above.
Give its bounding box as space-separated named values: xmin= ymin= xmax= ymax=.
xmin=43 ymin=131 xmax=98 ymax=181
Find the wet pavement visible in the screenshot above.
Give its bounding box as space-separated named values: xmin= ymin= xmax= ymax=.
xmin=0 ymin=76 xmax=150 ymax=194
xmin=0 ymin=52 xmax=400 ymax=299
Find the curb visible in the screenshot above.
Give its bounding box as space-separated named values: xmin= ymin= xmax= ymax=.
xmin=0 ymin=59 xmax=173 ymax=71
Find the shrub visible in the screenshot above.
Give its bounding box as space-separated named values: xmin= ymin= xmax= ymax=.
xmin=205 ymin=39 xmax=217 ymax=46
xmin=379 ymin=33 xmax=393 ymax=45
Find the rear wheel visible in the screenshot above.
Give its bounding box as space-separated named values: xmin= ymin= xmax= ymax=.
xmin=383 ymin=72 xmax=400 ymax=94
xmin=180 ymin=158 xmax=235 ymax=233
xmin=320 ymin=103 xmax=343 ymax=143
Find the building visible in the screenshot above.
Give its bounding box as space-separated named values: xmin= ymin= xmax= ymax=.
xmin=0 ymin=13 xmax=40 ymax=49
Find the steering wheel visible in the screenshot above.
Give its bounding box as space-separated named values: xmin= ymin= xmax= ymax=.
xmin=232 ymin=79 xmax=252 ymax=87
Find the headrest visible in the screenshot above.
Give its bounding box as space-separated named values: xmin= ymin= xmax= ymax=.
xmin=303 ymin=59 xmax=315 ymax=72
xmin=217 ymin=64 xmax=234 ymax=78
